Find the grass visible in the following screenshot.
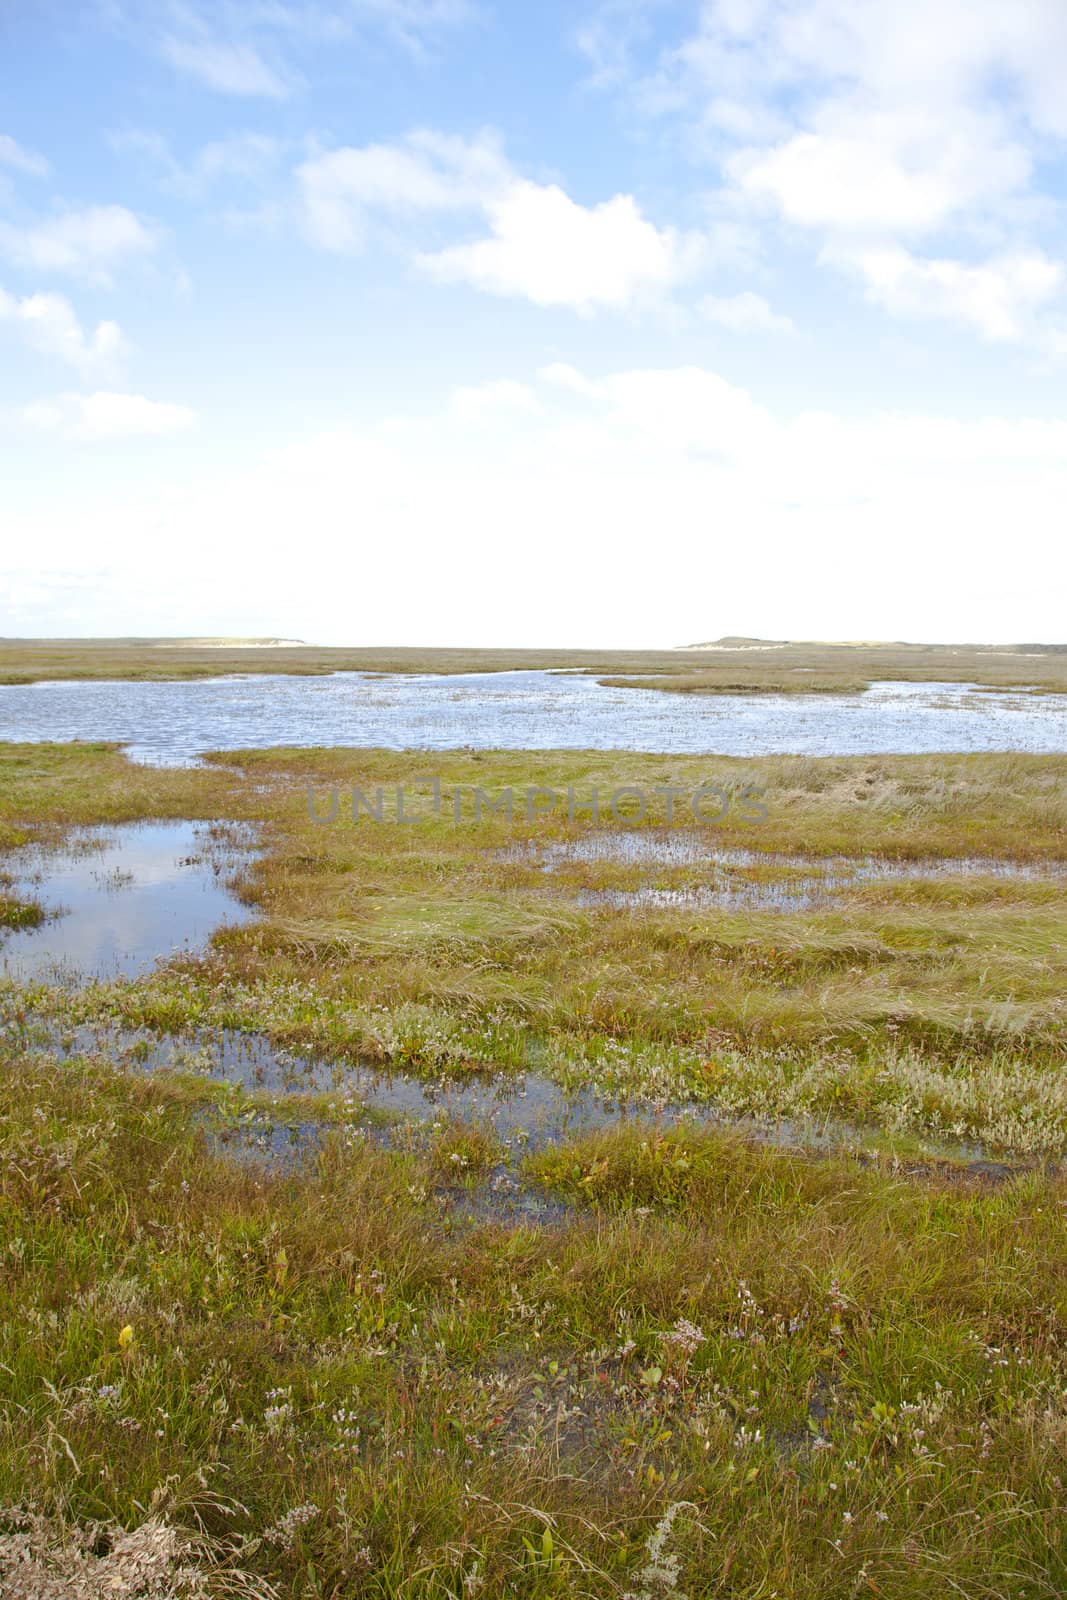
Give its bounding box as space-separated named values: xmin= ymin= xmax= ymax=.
xmin=0 ymin=893 xmax=44 ymax=931
xmin=601 ymin=671 xmax=872 ymax=694
xmin=599 ymin=641 xmax=1067 ymax=697
xmin=0 ymin=1050 xmax=1065 ymax=1597
xmin=1 ymin=637 xmax=1066 ymax=693
xmin=0 ymin=640 xmax=710 ymax=686
xmin=2 ymin=737 xmax=1067 ymax=1592
xmin=2 ymin=742 xmax=1067 ymax=1148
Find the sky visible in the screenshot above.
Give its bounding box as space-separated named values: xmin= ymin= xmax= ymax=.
xmin=2 ymin=0 xmax=1067 ymax=647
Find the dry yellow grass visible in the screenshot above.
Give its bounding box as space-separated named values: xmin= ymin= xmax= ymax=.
xmin=2 ymin=636 xmax=1066 ymax=692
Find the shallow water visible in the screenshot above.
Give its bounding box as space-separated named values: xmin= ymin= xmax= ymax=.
xmin=504 ymin=833 xmax=1067 ymax=912
xmin=0 ymin=802 xmax=1049 ymax=1198
xmin=0 ymin=822 xmax=257 ymax=982
xmin=8 ymin=1012 xmax=992 ymax=1169
xmin=1 ymin=671 xmax=1065 ymax=764
xmin=209 ymin=1115 xmax=578 ymax=1225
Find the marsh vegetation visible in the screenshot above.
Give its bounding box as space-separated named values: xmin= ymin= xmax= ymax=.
xmin=0 ymin=738 xmax=1065 ymax=1595
xmin=3 ymin=635 xmax=1067 ymax=695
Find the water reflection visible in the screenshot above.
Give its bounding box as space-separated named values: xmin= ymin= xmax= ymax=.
xmin=11 ymin=1013 xmax=989 ymax=1168
xmin=1 ymin=672 xmax=1064 ymax=764
xmin=0 ymin=821 xmax=258 ymax=982
xmin=502 ymin=832 xmax=1067 ymax=912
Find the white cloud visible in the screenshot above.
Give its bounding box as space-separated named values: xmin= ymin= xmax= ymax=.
xmin=9 ymin=361 xmax=1066 ymax=642
xmin=120 ymin=1 xmax=474 ymax=98
xmin=0 ymin=134 xmax=49 ymax=177
xmin=0 ymin=287 xmax=125 ymax=373
xmin=23 ymin=391 xmax=196 ymax=441
xmin=112 ymin=130 xmax=284 ymax=198
xmin=728 ymin=114 xmax=1029 ymax=235
xmin=297 ymin=130 xmax=509 ymax=251
xmin=621 ymin=0 xmax=1067 ymax=343
xmin=576 ymin=0 xmax=661 ymax=89
xmin=537 ymin=361 xmax=602 ymax=398
xmin=300 ymin=130 xmax=701 ymax=312
xmin=160 ymin=33 xmax=291 ymax=97
xmin=699 ymin=290 xmax=793 ymax=333
xmin=843 ymin=247 xmax=1065 ymax=341
xmin=192 ymin=131 xmax=284 ymax=185
xmin=662 ymin=0 xmax=1067 ymax=150
xmin=448 ymin=378 xmax=541 ymax=422
xmin=567 ymin=364 xmax=776 ymax=456
xmin=420 ymin=181 xmax=701 ymax=311
xmin=347 ymin=0 xmax=476 ymax=50
xmin=0 ymin=205 xmax=157 ymax=284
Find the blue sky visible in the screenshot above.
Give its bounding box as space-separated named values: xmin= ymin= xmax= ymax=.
xmin=2 ymin=0 xmax=1066 ymax=645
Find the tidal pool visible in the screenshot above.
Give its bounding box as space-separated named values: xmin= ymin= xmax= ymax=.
xmin=0 ymin=809 xmax=1052 ymax=1191
xmin=8 ymin=1012 xmax=997 ymax=1177
xmin=1 ymin=671 xmax=1065 ymax=764
xmin=502 ymin=832 xmax=1067 ymax=913
xmin=0 ymin=821 xmax=258 ymax=982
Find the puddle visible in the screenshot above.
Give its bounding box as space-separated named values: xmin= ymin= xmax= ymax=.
xmin=431 ymin=1169 xmax=576 ymax=1227
xmin=3 ymin=1012 xmax=665 ymax=1222
xmin=209 ymin=1118 xmax=576 ymax=1225
xmin=1 ymin=673 xmax=1065 ymax=765
xmin=5 ymin=1012 xmax=989 ymax=1165
xmin=0 ymin=1006 xmax=1036 ymax=1222
xmin=500 ymin=833 xmax=1067 ymax=913
xmin=0 ymin=822 xmax=259 ymax=983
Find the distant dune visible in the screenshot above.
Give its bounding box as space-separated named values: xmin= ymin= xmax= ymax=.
xmin=683 ymin=637 xmax=1067 ymax=654
xmin=684 ymin=637 xmax=789 ymax=650
xmin=152 ymin=638 xmax=308 ymax=649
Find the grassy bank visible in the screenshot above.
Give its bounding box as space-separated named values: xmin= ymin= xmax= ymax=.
xmin=600 ymin=640 xmax=1067 ymax=696
xmin=0 ymin=640 xmax=711 ymax=686
xmin=2 ymin=638 xmax=1066 ymax=693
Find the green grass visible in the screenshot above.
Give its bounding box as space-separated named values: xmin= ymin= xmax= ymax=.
xmin=2 ymin=738 xmax=1067 ymax=1593
xmin=0 ymin=894 xmax=44 ymax=930
xmin=2 ymin=742 xmax=1067 ymax=1148
xmin=0 ymin=1051 xmax=1065 ymax=1597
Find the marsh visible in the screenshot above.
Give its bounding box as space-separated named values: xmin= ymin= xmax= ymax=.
xmin=1 ymin=669 xmax=1066 ymax=764
xmin=1 ymin=680 xmax=1065 ymax=1598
